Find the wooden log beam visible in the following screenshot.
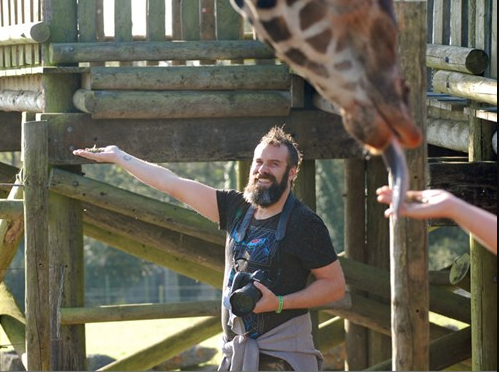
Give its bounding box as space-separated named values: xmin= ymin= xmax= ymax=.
xmin=0 ymin=90 xmax=44 ymax=112
xmin=433 ymin=70 xmax=497 ymax=105
xmin=99 ymin=317 xmax=221 ymax=371
xmin=50 ymin=40 xmax=274 ymax=64
xmin=338 ymin=257 xmax=471 ymax=324
xmin=427 ymin=118 xmax=469 ymax=153
xmin=60 ymin=301 xmax=221 ymax=325
xmin=22 ymin=120 xmax=51 ymax=370
xmin=0 ymin=112 xmax=21 ymax=152
xmin=0 ymin=199 xmax=23 ymax=219
xmin=0 ymin=22 xmax=51 ymax=45
xmin=426 ymin=44 xmax=489 ymax=75
xmin=83 ymin=65 xmax=291 ymax=91
xmin=72 ymin=89 xmax=291 ymax=119
xmin=41 ymin=112 xmax=360 ymax=165
xmin=81 ymin=203 xmax=225 ymax=273
xmin=366 ymin=327 xmax=471 ymax=371
xmin=49 ymin=167 xmax=225 ymax=245
xmin=82 ymin=221 xmax=223 ymax=288
xmin=0 ymin=283 xmax=26 ymax=359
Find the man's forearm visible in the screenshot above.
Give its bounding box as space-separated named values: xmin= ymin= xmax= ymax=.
xmin=114 ymin=150 xmax=181 ymax=195
xmin=282 ymin=278 xmax=346 ymax=311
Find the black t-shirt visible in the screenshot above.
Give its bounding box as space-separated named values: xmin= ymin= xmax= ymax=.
xmin=217 ymin=189 xmax=338 ymax=340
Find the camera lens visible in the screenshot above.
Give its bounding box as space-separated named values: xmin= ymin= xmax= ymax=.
xmin=230 ymin=291 xmax=258 ymax=316
xmin=230 ymin=284 xmax=263 ymax=316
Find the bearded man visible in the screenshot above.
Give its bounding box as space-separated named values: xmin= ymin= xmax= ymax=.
xmin=74 ymin=127 xmax=346 ymax=371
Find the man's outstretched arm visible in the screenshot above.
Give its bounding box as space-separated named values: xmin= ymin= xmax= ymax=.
xmin=74 ymin=146 xmax=220 ymax=223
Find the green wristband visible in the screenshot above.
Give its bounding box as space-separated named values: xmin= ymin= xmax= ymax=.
xmin=276 ymin=296 xmax=284 ymax=314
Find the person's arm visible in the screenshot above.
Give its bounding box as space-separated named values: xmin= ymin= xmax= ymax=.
xmin=377 ymin=186 xmax=497 ymax=255
xmin=252 ymin=260 xmax=346 ymax=314
xmin=73 ymin=146 xmax=220 ymax=223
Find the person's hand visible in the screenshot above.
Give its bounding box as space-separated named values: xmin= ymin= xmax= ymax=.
xmin=376 ymin=186 xmax=456 ymax=220
xmin=252 ymin=281 xmax=280 ymax=314
xmin=73 ymin=145 xmax=123 ymax=163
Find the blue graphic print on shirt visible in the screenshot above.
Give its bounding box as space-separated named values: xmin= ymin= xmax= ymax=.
xmin=226 ymin=219 xmax=279 ymax=338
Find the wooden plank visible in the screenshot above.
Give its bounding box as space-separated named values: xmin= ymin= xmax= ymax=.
xmin=181 ymin=0 xmax=199 ymax=41
xmin=146 ymin=0 xmax=165 ymax=42
xmin=114 ymin=0 xmax=132 ymax=42
xmin=77 ymin=0 xmax=98 ymax=42
xmin=81 ymin=203 xmax=225 ymax=274
xmin=432 ymin=0 xmax=446 ymax=44
xmin=0 ymin=112 xmax=21 ymax=151
xmin=2 ymin=0 xmax=13 ymax=67
xmin=450 ymin=0 xmax=465 ymax=46
xmin=200 ymin=0 xmax=216 ymax=41
xmin=83 ymin=65 xmax=291 ymax=91
xmin=49 ymin=167 xmax=226 ymax=245
xmin=41 ymin=111 xmax=361 ymax=164
xmin=464 ymin=106 xmax=497 ymax=122
xmin=60 ymin=301 xmax=221 ymax=325
xmin=72 ymin=89 xmax=291 ymax=119
xmin=22 ymin=119 xmax=50 ymax=371
xmin=491 ymin=1 xmax=497 ymax=79
xmin=83 ymin=219 xmax=223 ymax=288
xmin=216 ymin=0 xmax=243 ymax=40
xmin=49 ymin=40 xmax=275 ymax=63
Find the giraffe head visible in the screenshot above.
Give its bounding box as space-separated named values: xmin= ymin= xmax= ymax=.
xmin=231 ymin=0 xmax=423 ymax=216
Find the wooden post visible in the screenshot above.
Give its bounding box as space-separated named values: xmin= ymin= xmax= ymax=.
xmin=391 ymin=2 xmax=429 ymax=370
xmin=49 ymin=189 xmax=86 ymax=370
xmin=22 ymin=120 xmax=50 ymax=371
xmin=344 ymin=158 xmax=368 ymax=370
xmin=294 ymin=159 xmax=319 ymax=346
xmin=468 ymin=1 xmax=497 ymax=369
xmin=365 ymin=157 xmax=391 ymax=365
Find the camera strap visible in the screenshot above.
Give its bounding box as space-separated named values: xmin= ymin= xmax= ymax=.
xmin=235 ymin=192 xmax=296 ymax=243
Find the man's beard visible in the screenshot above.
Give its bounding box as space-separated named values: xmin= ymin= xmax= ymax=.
xmin=243 ymin=168 xmax=290 ymax=208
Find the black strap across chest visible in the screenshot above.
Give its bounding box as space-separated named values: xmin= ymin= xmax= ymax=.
xmin=235 ymin=193 xmax=296 ymax=243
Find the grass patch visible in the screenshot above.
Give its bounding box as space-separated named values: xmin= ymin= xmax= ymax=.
xmin=85 ymin=318 xmax=223 ymax=365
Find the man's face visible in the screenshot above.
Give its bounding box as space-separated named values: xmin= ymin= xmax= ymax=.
xmin=244 ymin=143 xmax=296 ymax=208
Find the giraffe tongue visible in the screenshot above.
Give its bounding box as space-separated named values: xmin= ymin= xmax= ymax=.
xmin=381 ymin=138 xmax=408 ymax=220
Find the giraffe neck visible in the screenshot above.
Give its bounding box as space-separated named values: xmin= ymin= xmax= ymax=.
xmin=241 ymin=0 xmax=369 ymax=109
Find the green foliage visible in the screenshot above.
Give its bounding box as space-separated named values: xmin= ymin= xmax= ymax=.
xmin=316 ymin=160 xmax=345 ymax=252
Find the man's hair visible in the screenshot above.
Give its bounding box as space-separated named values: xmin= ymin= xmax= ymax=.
xmin=259 ymin=126 xmax=303 ymax=173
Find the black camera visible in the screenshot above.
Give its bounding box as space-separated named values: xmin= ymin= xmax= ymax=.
xmin=229 ymin=270 xmax=271 ymax=317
